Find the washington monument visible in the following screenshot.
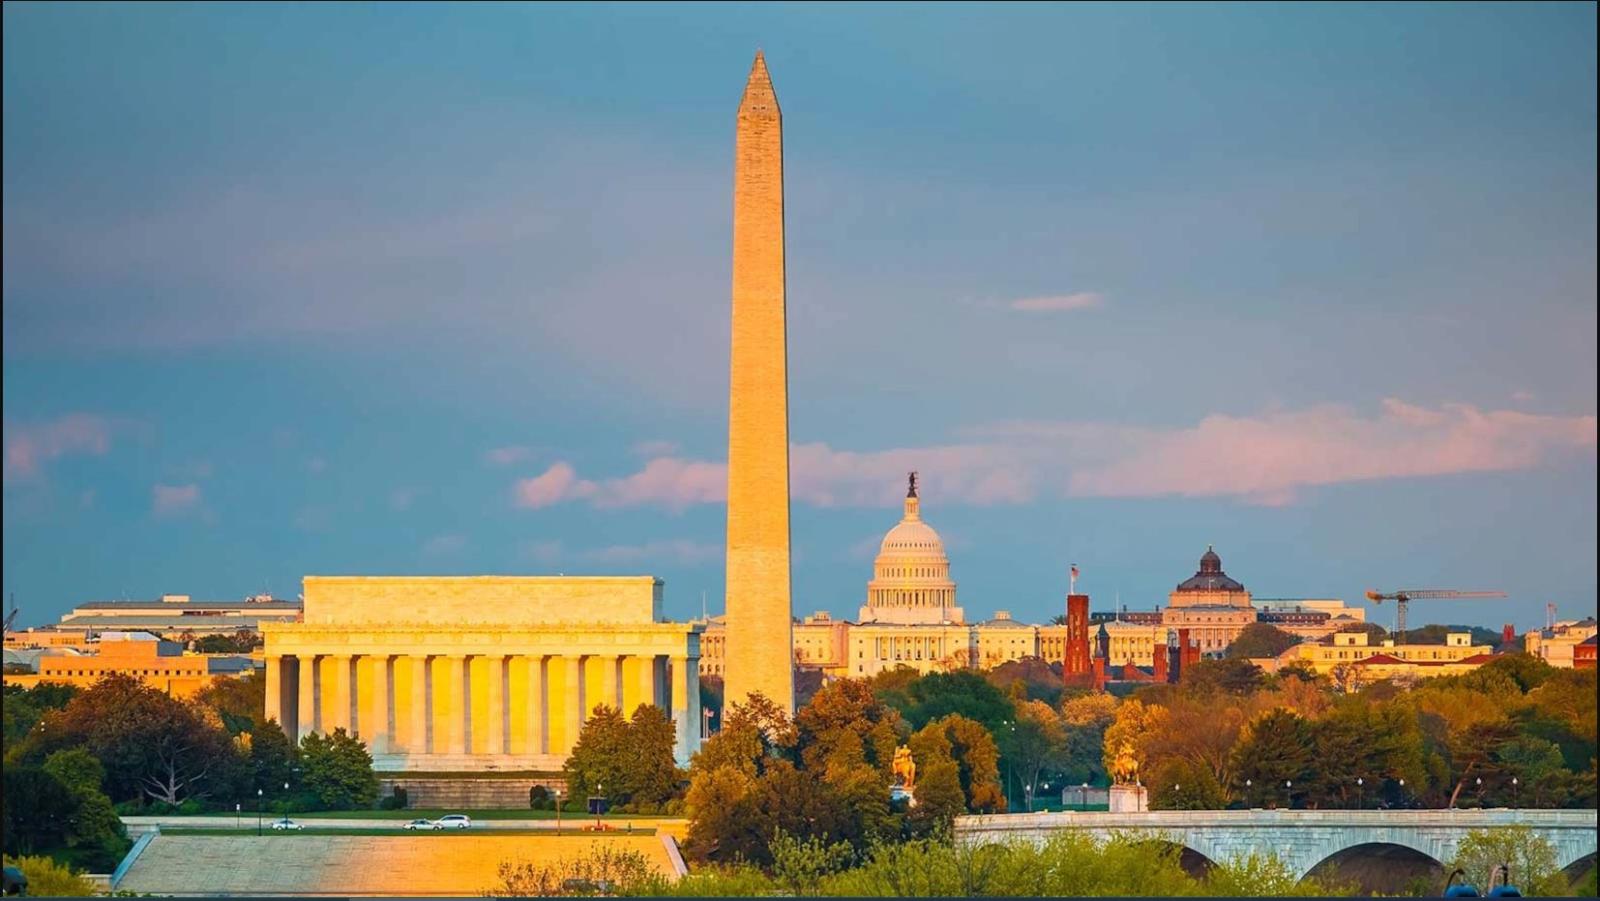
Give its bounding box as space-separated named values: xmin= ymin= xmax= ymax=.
xmin=723 ymin=51 xmax=794 ymax=716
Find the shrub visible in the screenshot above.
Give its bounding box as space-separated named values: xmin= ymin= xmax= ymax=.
xmin=378 ymin=787 xmax=409 ymax=810
xmin=489 ymin=845 xmax=654 ymax=896
xmin=2 ymin=855 xmax=97 ymax=897
xmin=530 ymin=785 xmax=552 ymax=808
xmin=1450 ymin=825 xmax=1566 ymax=897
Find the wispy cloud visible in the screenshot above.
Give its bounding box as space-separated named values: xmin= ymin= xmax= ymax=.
xmin=152 ymin=483 xmax=202 ymax=517
xmin=422 ymin=534 xmax=468 ymax=556
xmin=3 ymin=414 xmax=112 ymax=484
xmin=390 ymin=487 xmax=424 ymax=511
xmin=632 ymin=440 xmax=680 ymax=457
xmin=582 ymin=539 xmax=722 ymax=566
xmin=485 ymin=446 xmax=534 ymax=466
xmin=509 ymin=399 xmax=1596 ymax=511
xmin=1008 ymin=292 xmax=1104 ymax=313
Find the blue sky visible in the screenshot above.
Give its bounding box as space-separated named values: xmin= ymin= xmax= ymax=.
xmin=4 ymin=2 xmax=1595 ymax=632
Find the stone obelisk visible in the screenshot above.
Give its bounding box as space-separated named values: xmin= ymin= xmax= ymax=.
xmin=724 ymin=51 xmax=794 ymax=716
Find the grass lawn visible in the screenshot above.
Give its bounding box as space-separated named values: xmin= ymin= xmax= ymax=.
xmin=295 ymin=808 xmax=674 ymax=820
xmin=160 ymin=826 xmax=656 ymax=837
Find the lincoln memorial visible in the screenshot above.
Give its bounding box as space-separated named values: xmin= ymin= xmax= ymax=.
xmin=260 ymin=576 xmax=704 ymax=769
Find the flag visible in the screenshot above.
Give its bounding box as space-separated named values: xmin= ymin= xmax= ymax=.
xmin=1070 ymin=564 xmax=1079 ymax=579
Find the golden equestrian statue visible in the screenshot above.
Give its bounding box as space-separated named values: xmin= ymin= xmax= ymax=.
xmin=1110 ymin=741 xmax=1140 ymax=786
xmin=892 ymin=745 xmax=917 ymax=791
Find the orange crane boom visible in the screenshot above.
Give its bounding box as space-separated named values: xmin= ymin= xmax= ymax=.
xmin=1363 ymin=589 xmax=1507 ymax=643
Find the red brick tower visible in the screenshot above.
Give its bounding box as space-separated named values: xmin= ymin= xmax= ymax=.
xmin=1064 ymin=594 xmax=1091 ymax=680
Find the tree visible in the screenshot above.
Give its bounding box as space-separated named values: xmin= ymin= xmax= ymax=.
xmin=795 ymin=679 xmax=902 ymax=779
xmin=1181 ymin=658 xmax=1266 ymax=695
xmin=40 ymin=748 xmax=105 ymax=797
xmin=909 ymin=758 xmax=965 ymax=834
xmin=1102 ymin=698 xmax=1165 ymax=784
xmin=1148 ymin=757 xmax=1226 ymax=810
xmin=1226 ymin=623 xmax=1300 ymax=660
xmin=247 ymin=720 xmax=298 ymax=800
xmin=683 ymin=764 xmax=759 ymax=863
xmin=563 ymin=705 xmax=632 ymax=805
xmin=194 ymin=670 xmax=267 ymax=734
xmin=997 ymin=700 xmax=1064 ymax=810
xmin=938 ymin=715 xmax=1006 ymax=812
xmin=769 ymin=831 xmax=854 ymax=897
xmin=33 ymin=749 xmax=128 ymax=869
xmin=1 ymin=769 xmax=75 ymax=856
xmin=621 ymin=705 xmax=682 ymax=808
xmin=1230 ymin=709 xmax=1316 ymax=808
xmin=986 ymin=657 xmax=1064 ymax=707
xmin=299 ymin=727 xmax=378 ymax=810
xmin=879 ymin=670 xmax=1013 ymax=732
xmin=1451 ymin=825 xmax=1566 ymax=897
xmin=1059 ymin=692 xmax=1117 ymax=786
xmin=2 ymin=683 xmax=79 ymax=755
xmin=27 ymin=674 xmax=238 ymax=804
xmin=564 ymin=703 xmax=684 ymax=810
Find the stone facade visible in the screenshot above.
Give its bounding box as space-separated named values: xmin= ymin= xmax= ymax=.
xmin=261 ymin=576 xmax=702 ymax=770
xmin=1525 ymin=618 xmax=1599 ymax=668
xmin=954 ymin=809 xmax=1598 ymax=880
xmin=723 ymin=50 xmax=794 ymax=716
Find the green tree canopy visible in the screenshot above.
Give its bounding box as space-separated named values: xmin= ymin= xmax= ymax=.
xmin=299 ymin=727 xmax=378 ymax=810
xmin=1225 ymin=623 xmax=1301 ymax=660
xmin=1230 ymin=709 xmax=1316 ymax=808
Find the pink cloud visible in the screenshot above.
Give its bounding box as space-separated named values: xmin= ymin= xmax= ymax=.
xmin=513 ymin=462 xmax=597 ymax=508
xmin=1008 ymin=292 xmax=1104 ymax=313
xmin=152 ymin=483 xmax=202 ymax=517
xmin=591 ymin=457 xmax=726 ymax=510
xmin=3 ymin=414 xmax=112 ymax=483
xmin=510 ymin=400 xmax=1594 ymax=512
xmin=1063 ymin=399 xmax=1598 ymax=503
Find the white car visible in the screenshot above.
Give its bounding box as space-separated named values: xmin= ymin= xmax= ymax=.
xmin=270 ymin=818 xmax=303 ymax=831
xmin=402 ymin=818 xmax=443 ymax=831
xmin=436 ymin=814 xmax=472 ymax=829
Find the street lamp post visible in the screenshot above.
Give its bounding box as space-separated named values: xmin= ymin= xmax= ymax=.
xmin=235 ymin=802 xmax=241 ymax=830
xmin=1080 ymin=782 xmax=1088 ymax=810
xmin=1356 ymin=777 xmax=1364 ymax=810
xmin=1245 ymin=778 xmax=1252 ymax=808
xmin=1474 ymin=776 xmax=1483 ymax=809
xmin=596 ymin=783 xmax=604 ymax=830
xmin=1511 ymin=777 xmax=1519 ymax=810
xmin=553 ymin=788 xmax=562 ymax=833
xmin=256 ymin=788 xmax=263 ymax=836
xmin=1398 ymin=778 xmax=1407 ymax=809
xmin=1285 ymin=780 xmax=1293 ymax=810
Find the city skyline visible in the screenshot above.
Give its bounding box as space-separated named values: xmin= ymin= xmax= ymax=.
xmin=4 ymin=2 xmax=1597 ymax=631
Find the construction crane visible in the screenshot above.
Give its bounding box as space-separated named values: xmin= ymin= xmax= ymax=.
xmin=1363 ymin=589 xmax=1507 ymax=643
xmin=2 ymin=594 xmax=16 ymax=636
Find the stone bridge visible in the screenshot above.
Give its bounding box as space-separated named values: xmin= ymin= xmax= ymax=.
xmin=953 ymin=809 xmax=1598 ymax=881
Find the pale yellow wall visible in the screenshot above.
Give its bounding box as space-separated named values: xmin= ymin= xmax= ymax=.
xmin=302 ymin=576 xmax=663 ymax=627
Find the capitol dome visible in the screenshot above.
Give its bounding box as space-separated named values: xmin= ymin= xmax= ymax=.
xmin=859 ymin=474 xmax=964 ymax=625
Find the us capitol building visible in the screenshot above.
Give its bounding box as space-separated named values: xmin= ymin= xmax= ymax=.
xmin=700 ymin=475 xmax=1366 ymax=680
xmin=702 ymin=475 xmax=1077 ymax=679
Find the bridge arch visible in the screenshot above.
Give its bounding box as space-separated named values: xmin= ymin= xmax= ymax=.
xmin=1560 ymin=851 xmax=1596 ymax=888
xmin=1303 ymin=842 xmax=1445 ymax=895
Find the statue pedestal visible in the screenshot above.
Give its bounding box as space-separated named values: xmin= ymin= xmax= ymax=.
xmin=891 ymin=786 xmax=916 ymax=807
xmin=1108 ymin=784 xmax=1148 ymax=813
